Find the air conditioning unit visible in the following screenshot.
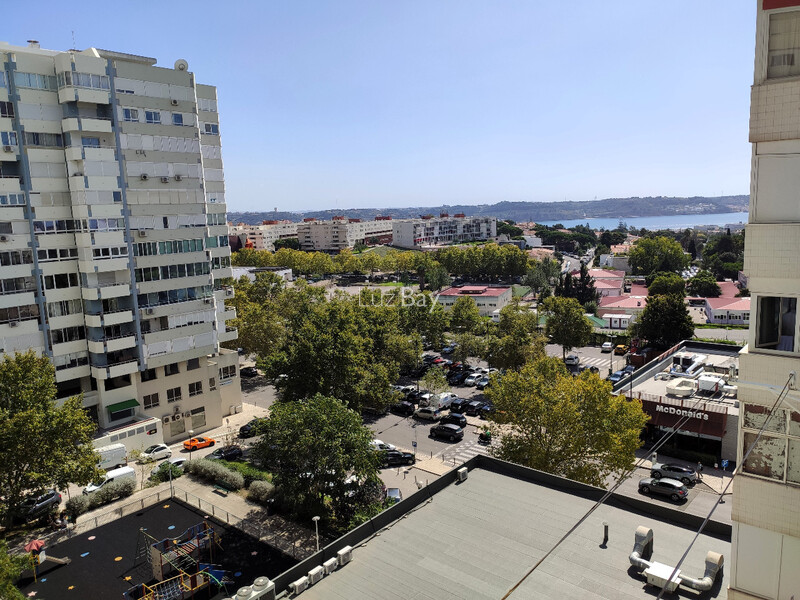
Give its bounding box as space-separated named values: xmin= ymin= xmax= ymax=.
xmin=8 ymin=321 xmax=18 ymax=328
xmin=2 ymin=145 xmax=11 ymax=152
xmin=160 ymin=176 xmax=169 ymax=183
xmin=0 ymin=236 xmax=8 ymax=242
xmin=171 ymin=99 xmax=179 ymax=106
xmin=457 ymin=466 xmax=468 ymax=482
xmin=289 ymin=577 xmax=309 ymax=594
xmin=183 ymin=411 xmax=191 ymax=418
xmin=162 ymin=416 xmax=170 ymax=425
xmin=171 ymin=415 xmax=181 ymax=422
xmin=336 ymin=546 xmax=353 ymax=567
xmin=140 ymin=173 xmax=149 ymax=181
xmin=138 ymin=230 xmax=148 ymax=237
xmin=174 ymin=175 xmax=182 ymax=181
xmin=307 ymin=566 xmax=324 ymax=585
xmin=145 ymin=308 xmax=154 ymax=315
xmin=322 ymin=557 xmax=338 ymax=575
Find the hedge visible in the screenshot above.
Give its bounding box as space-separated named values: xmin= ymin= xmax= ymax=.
xmin=183 ymin=459 xmax=244 ymax=490
xmin=246 ymin=480 xmax=275 ymax=505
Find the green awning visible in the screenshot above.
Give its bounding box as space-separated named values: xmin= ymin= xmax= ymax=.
xmin=107 ymin=399 xmax=139 ymax=413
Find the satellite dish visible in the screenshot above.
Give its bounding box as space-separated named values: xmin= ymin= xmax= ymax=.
xmin=174 ymin=59 xmax=189 ymax=71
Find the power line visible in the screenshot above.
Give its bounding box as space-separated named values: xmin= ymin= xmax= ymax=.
xmin=501 ymin=388 xmax=717 ymax=599
xmin=653 ymin=371 xmax=795 ymax=600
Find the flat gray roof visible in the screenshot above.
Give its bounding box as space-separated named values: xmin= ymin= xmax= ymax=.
xmin=298 ymin=468 xmax=729 ymax=599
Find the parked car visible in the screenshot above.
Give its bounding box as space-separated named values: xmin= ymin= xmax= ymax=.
xmin=139 ymin=444 xmax=172 ymax=462
xmin=479 ymin=402 xmax=495 ymax=419
xmin=638 ymin=477 xmax=689 ymax=502
xmin=464 ymin=373 xmax=482 ymax=386
xmin=448 ymin=371 xmax=470 ymax=386
xmin=386 ymin=488 xmax=403 ymax=504
xmin=651 ymin=463 xmax=698 ymax=485
xmin=622 ymin=364 xmax=636 ymax=376
xmin=390 ymin=401 xmax=416 ymax=416
xmin=239 ymin=418 xmax=267 ymax=438
xmin=441 ymin=412 xmax=467 ymax=428
xmin=465 ymin=400 xmax=487 ymax=416
xmin=614 ymin=344 xmax=630 ymax=355
xmin=564 ymin=354 xmax=580 ymax=366
xmin=183 ymin=437 xmax=216 ymax=451
xmin=240 ymin=366 xmax=260 ymax=378
xmin=381 ymin=450 xmax=415 ymax=467
xmin=370 ymin=439 xmax=397 ymax=452
xmin=207 ymin=445 xmax=244 ymax=461
xmin=441 ymin=344 xmax=457 ymax=354
xmin=607 ymin=370 xmax=627 ymax=384
xmin=14 ymin=489 xmax=61 ymax=523
xmin=601 ymin=342 xmax=613 ymax=353
xmin=429 ymin=423 xmax=465 ymax=442
xmin=476 ymin=376 xmax=491 ymax=390
xmin=449 ymin=397 xmax=472 ymax=413
xmin=414 ymin=407 xmax=442 ymax=421
xmin=579 ymin=365 xmax=600 ymax=375
xmin=150 ymin=456 xmax=188 ymax=479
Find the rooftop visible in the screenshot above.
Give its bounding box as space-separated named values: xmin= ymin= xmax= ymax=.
xmin=599 ymin=295 xmax=648 ymax=309
xmin=439 ymin=285 xmax=511 ymax=297
xmin=706 ymin=297 xmax=751 ymax=311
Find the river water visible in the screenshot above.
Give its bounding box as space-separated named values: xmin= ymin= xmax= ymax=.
xmin=537 ymin=211 xmax=748 ymax=231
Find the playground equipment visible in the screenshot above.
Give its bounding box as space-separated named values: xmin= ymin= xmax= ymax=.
xmin=25 ymin=539 xmax=71 ymax=582
xmin=125 ymin=521 xmax=230 ymax=600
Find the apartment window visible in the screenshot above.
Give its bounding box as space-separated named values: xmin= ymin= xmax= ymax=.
xmin=220 ymin=365 xmax=236 ymax=381
xmin=109 ymin=406 xmax=134 ymax=422
xmin=165 ymin=363 xmax=180 ymax=376
xmin=81 ymin=136 xmax=101 ymax=148
xmin=0 ymin=102 xmax=13 ymax=118
xmin=14 ymin=72 xmax=57 ymax=90
xmin=166 ymin=387 xmax=182 ymax=403
xmin=768 ymin=11 xmax=800 ymax=79
xmin=123 ymin=108 xmax=139 ymax=122
xmin=1 ymin=132 xmax=17 ymax=146
xmin=37 ymin=247 xmax=78 ymax=261
xmin=203 ymin=123 xmax=219 ymax=135
xmin=145 ymin=111 xmax=161 ymax=124
xmin=57 ymin=71 xmax=110 ymax=90
xmin=49 ymin=326 xmax=85 ymax=345
xmin=0 ymin=73 xmax=5 ymax=87
xmin=756 ymin=296 xmax=796 ymax=352
xmin=187 ymin=358 xmax=200 ymax=371
xmin=143 ymin=393 xmax=159 ymax=409
xmin=189 ymin=381 xmax=202 ymax=397
xmin=46 ymin=299 xmax=82 ymax=318
xmin=24 ymin=132 xmax=63 ymax=148
xmin=0 ymin=249 xmax=32 ymax=266
xmin=0 ymin=304 xmax=38 ymax=324
xmin=172 ymin=113 xmax=184 ymax=126
xmin=208 ymin=377 xmax=216 ymax=391
xmin=42 ymin=273 xmax=79 ymax=290
xmin=0 ymin=194 xmax=24 ymax=206
xmin=141 ymin=368 xmax=157 ymax=382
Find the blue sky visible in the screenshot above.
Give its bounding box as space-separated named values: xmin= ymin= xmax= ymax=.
xmin=7 ymin=1 xmax=755 ymax=212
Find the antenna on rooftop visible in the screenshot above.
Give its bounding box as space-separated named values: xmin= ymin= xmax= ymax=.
xmin=72 ymin=30 xmax=76 ymax=49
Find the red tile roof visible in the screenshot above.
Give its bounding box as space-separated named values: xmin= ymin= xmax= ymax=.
xmin=706 ymin=297 xmax=751 ymax=311
xmin=438 ymin=286 xmax=510 ymax=297
xmin=598 ymin=295 xmax=648 ymax=309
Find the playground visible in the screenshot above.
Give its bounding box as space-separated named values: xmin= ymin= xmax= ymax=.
xmin=17 ymin=499 xmax=297 ymax=599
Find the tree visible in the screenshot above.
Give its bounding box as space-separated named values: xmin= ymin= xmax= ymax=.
xmin=451 ymin=333 xmax=485 ymax=366
xmin=485 ymin=331 xmax=545 ymax=371
xmin=398 ymin=293 xmax=449 ymax=349
xmin=249 ymin=395 xmax=382 ymax=530
xmin=449 ymin=296 xmax=481 ymax=333
xmin=686 ymin=270 xmax=721 ymax=298
xmin=485 ymin=358 xmax=648 ymax=487
xmin=273 ymin=237 xmax=300 ymax=250
xmin=0 ymin=540 xmax=26 ymax=600
xmin=0 ymin=351 xmax=102 ymax=527
xmin=420 ymin=367 xmax=449 ymax=397
xmin=425 ymin=263 xmax=451 ymax=292
xmin=648 ymin=273 xmax=686 ymax=297
xmin=633 ymin=294 xmax=695 ymax=349
xmin=542 ymin=297 xmax=593 ymax=359
xmin=629 ymin=236 xmax=689 ymax=275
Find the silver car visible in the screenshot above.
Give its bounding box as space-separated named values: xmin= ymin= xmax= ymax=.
xmin=651 ymin=462 xmax=697 ymax=485
xmin=638 ymin=477 xmax=689 ymax=502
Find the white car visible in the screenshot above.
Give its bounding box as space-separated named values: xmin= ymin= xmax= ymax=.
xmin=464 ymin=373 xmax=482 ymax=386
xmin=370 ymin=439 xmax=396 ymax=452
xmin=414 ymin=407 xmax=442 ymax=421
xmin=601 ymin=342 xmax=613 ymax=353
xmin=149 ymin=456 xmax=188 ymax=479
xmin=564 ymin=354 xmax=580 ymax=366
xmin=139 ymin=444 xmax=172 ymax=462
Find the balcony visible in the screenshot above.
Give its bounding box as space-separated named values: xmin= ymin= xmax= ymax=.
xmin=55 ymin=363 xmax=91 ymax=383
xmin=61 ymin=116 xmax=113 ymax=134
xmin=81 ymin=282 xmax=131 ymax=301
xmin=0 ymin=177 xmax=22 ymax=193
xmin=218 ymin=326 xmax=238 ymax=343
xmin=91 ymin=359 xmax=139 ymax=380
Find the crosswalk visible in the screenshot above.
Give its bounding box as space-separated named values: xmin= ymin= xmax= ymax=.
xmin=438 ymin=439 xmax=490 ymax=466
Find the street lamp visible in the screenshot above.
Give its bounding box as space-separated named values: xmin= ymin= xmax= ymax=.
xmin=188 ymin=429 xmax=194 ymax=460
xmin=312 ymin=516 xmax=321 ymax=552
xmin=608 ymin=334 xmax=616 ymax=376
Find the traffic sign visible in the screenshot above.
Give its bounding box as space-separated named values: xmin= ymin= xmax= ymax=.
xmin=721 ymin=459 xmax=729 ymax=469
xmin=412 ymin=441 xmax=417 ymax=448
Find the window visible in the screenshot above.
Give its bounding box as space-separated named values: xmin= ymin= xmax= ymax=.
xmin=191 ymin=406 xmax=206 ymax=429
xmin=166 ymin=387 xmax=182 ymax=403
xmin=145 ymin=111 xmax=161 ymax=124
xmin=189 ymin=381 xmax=202 ymax=397
xmin=46 ymin=299 xmax=81 ymax=318
xmin=756 ymin=296 xmax=796 ymax=352
xmin=203 ymin=123 xmax=219 ymax=135
xmin=141 ymin=369 xmax=157 ymax=382
xmin=0 ymin=194 xmax=24 ymax=206
xmin=172 ymin=113 xmax=183 ymax=126
xmin=170 ymin=418 xmax=186 ymax=436
xmin=0 ymin=102 xmax=13 ymax=118
xmin=220 ymin=365 xmax=236 ymax=380
xmin=769 ymin=11 xmax=800 ymax=79
xmin=0 ymin=304 xmax=38 ymax=324
xmin=57 ymin=71 xmax=110 ymax=90
xmin=1 ymin=132 xmax=17 ymax=146
xmin=14 ymin=72 xmax=57 ymax=90
xmin=187 ymin=358 xmax=200 ymax=371
xmin=209 ymin=377 xmax=216 ymax=391
xmin=0 ymin=72 xmax=4 ymax=87
xmin=123 ymin=108 xmax=139 ymax=122
xmin=81 ymin=137 xmax=101 ymax=148
xmin=0 ymin=249 xmax=32 ymax=266
xmin=143 ymin=393 xmax=159 ymax=409
xmin=109 ymin=407 xmax=134 ymax=422
xmin=24 ymin=132 xmax=63 ymax=147
xmin=165 ymin=363 xmax=180 ymax=376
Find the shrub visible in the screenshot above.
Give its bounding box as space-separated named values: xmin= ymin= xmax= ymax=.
xmin=150 ymin=462 xmax=183 ymax=483
xmin=184 ymin=458 xmax=244 ymax=491
xmin=65 ymin=495 xmax=89 ymax=520
xmin=216 ymin=460 xmax=273 ymax=488
xmin=247 ymin=480 xmax=275 ymax=505
xmin=88 ymin=478 xmax=135 ymax=509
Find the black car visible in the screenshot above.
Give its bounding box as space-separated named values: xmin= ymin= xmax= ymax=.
xmin=465 ymin=400 xmax=487 ymax=417
xmin=449 ymin=397 xmax=472 ymax=413
xmin=14 ymin=489 xmax=61 ymax=523
xmin=390 ymin=401 xmax=416 ymax=416
xmin=430 ymin=423 xmax=465 ymax=442
xmin=448 ymin=371 xmax=470 ymax=386
xmin=207 ymin=445 xmax=244 ymax=461
xmin=239 ymin=418 xmax=266 ymax=438
xmin=381 ymin=450 xmax=415 ymax=467
xmin=479 ymin=402 xmax=494 ymax=419
xmin=441 ymin=412 xmax=467 ymax=428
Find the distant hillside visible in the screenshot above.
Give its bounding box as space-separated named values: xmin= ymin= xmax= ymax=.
xmin=228 ymin=195 xmax=749 ymax=225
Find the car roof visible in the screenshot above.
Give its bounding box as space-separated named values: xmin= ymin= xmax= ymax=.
xmin=438 ymin=423 xmax=461 ymax=430
xmin=661 ymin=464 xmax=692 ymax=472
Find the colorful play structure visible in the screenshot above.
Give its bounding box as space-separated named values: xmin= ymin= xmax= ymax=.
xmin=25 ymin=539 xmax=72 ymax=582
xmin=124 ymin=521 xmax=231 ymax=600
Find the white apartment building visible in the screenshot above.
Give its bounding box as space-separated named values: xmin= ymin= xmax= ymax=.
xmin=229 ymin=220 xmax=298 ymax=251
xmin=0 ymin=41 xmax=240 ymax=450
xmin=392 ymin=214 xmax=496 ymax=249
xmin=729 ymin=3 xmax=800 ymax=598
xmin=297 ymin=216 xmax=394 ymax=252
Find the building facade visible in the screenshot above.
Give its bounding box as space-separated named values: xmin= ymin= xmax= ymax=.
xmin=436 ymin=285 xmax=512 ymax=317
xmin=229 ymin=220 xmax=298 ymax=251
xmin=296 ymin=216 xmax=394 ymax=251
xmin=392 ymin=215 xmax=496 ymax=249
xmin=729 ymin=3 xmax=800 ymax=598
xmin=0 ymin=41 xmax=240 ymax=450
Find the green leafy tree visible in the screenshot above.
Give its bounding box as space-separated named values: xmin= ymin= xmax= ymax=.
xmin=420 ymin=366 xmax=449 ymax=396
xmin=648 ymin=273 xmax=686 ymax=297
xmin=542 ymin=296 xmax=593 ymax=359
xmin=686 ymin=270 xmax=722 ymax=298
xmin=425 ymin=263 xmax=451 ymax=292
xmin=273 ymin=237 xmax=300 ymax=250
xmin=633 ymin=294 xmax=695 ymax=349
xmin=398 ymin=293 xmax=449 ymax=349
xmin=0 ymin=540 xmax=26 ymax=600
xmin=497 ymin=220 xmax=523 ymax=238
xmin=249 ymin=395 xmax=381 ymax=530
xmin=629 ymin=236 xmax=689 ymax=275
xmin=485 ymin=358 xmax=648 ymax=486
xmin=485 ymin=331 xmax=545 ymax=371
xmin=449 ymin=296 xmax=481 ymax=333
xmin=451 ymin=333 xmax=485 ymax=366
xmin=0 ymin=351 xmax=102 ymax=526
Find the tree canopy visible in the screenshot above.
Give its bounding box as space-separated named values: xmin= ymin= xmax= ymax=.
xmin=632 ymin=294 xmax=695 ymax=349
xmin=629 ymin=236 xmax=689 ymax=275
xmin=449 ymin=296 xmax=482 ymax=333
xmin=686 ymin=270 xmax=722 ymax=298
xmin=485 ymin=358 xmax=648 ymax=486
xmin=542 ymin=296 xmax=593 ymax=358
xmin=648 ymin=272 xmax=686 ymax=297
xmin=701 ymin=232 xmax=744 ymax=280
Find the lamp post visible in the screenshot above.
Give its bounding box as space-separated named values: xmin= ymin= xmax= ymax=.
xmin=312 ymin=516 xmax=320 ymax=552
xmin=608 ymin=334 xmax=615 ymax=376
xmin=188 ymin=429 xmax=194 ymax=460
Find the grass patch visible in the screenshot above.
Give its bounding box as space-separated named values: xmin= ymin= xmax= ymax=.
xmin=694 ymin=323 xmax=749 ymax=330
xmin=376 ymin=282 xmax=404 ymax=287
xmin=692 ymin=336 xmax=743 ymax=346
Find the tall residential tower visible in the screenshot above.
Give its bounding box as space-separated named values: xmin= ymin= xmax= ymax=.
xmin=0 ymin=41 xmax=240 ymax=448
